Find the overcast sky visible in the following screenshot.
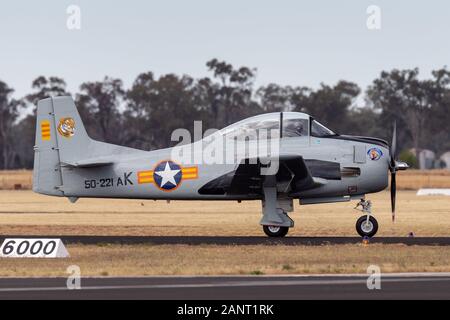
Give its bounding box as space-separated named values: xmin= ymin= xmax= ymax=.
xmin=0 ymin=0 xmax=449 ymax=100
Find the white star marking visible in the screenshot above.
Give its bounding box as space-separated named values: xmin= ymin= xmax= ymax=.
xmin=154 ymin=162 xmax=181 ymax=188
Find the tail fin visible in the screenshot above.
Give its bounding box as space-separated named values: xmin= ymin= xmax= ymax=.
xmin=33 ymin=98 xmax=64 ymax=196
xmin=33 ymin=96 xmax=141 ymax=196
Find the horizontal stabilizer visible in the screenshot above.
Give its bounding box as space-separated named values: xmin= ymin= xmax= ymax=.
xmin=61 ymin=157 xmax=114 ymax=168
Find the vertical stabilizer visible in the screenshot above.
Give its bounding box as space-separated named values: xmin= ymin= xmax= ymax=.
xmin=33 ymin=98 xmax=64 ymax=196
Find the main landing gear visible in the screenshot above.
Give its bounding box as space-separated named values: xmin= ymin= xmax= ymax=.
xmin=354 ymin=199 xmax=379 ymax=238
xmin=263 ymin=225 xmax=290 ymax=238
xmin=260 ymin=183 xmax=294 ymax=238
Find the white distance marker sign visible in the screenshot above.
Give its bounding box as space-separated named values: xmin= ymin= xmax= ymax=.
xmin=0 ymin=239 xmax=70 ymax=258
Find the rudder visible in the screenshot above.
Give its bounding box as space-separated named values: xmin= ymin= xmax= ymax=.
xmin=33 ymin=98 xmax=64 ymax=196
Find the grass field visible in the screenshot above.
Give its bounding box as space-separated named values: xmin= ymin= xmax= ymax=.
xmin=0 ymin=190 xmax=449 ymax=237
xmin=0 ymin=189 xmax=450 ymax=276
xmin=0 ymin=171 xmax=32 ymax=190
xmin=398 ymin=170 xmax=450 ymax=190
xmin=1 ymin=244 xmax=450 ymax=277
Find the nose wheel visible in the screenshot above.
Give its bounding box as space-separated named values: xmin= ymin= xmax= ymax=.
xmin=356 ymin=215 xmax=378 ymax=238
xmin=354 ymin=199 xmax=379 ymax=238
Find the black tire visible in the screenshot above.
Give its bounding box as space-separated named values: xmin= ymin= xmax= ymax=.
xmin=263 ymin=225 xmax=289 ymax=238
xmin=356 ymin=216 xmax=378 ymax=238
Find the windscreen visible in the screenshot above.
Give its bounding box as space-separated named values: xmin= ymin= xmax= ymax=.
xmin=311 ymin=120 xmax=336 ymax=137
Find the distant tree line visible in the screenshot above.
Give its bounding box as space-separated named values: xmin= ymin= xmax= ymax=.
xmin=0 ymin=59 xmax=449 ymax=169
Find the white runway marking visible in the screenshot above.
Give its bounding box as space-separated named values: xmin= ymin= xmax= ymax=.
xmin=81 ymin=272 xmax=450 ymax=279
xmin=417 ymin=188 xmax=450 ymax=196
xmin=1 ymin=277 xmax=450 ymax=293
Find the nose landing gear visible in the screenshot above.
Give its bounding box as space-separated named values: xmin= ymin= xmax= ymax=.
xmin=355 ymin=199 xmax=379 ymax=238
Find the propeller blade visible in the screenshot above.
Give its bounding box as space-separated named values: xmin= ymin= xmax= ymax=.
xmin=390 ymin=122 xmax=397 ymax=170
xmin=391 ymin=171 xmax=396 ymax=222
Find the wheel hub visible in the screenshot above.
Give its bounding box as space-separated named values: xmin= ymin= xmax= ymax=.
xmin=267 ymin=226 xmax=281 ymax=233
xmin=361 ymin=221 xmax=374 ymax=233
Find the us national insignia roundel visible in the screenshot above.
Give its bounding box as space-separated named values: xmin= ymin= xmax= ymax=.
xmin=137 ymin=160 xmax=198 ymax=191
xmin=153 ymin=161 xmax=182 ymax=191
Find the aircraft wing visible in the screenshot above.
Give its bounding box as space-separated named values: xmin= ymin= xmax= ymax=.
xmin=199 ymin=155 xmax=337 ymax=197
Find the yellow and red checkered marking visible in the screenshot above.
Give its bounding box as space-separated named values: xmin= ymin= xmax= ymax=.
xmin=41 ymin=120 xmax=51 ymax=141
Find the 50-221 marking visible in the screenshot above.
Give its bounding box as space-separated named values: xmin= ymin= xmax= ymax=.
xmin=84 ymin=178 xmax=114 ymax=189
xmin=84 ymin=172 xmax=134 ymax=189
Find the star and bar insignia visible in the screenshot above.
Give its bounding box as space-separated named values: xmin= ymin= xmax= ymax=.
xmin=137 ymin=160 xmax=198 ymax=191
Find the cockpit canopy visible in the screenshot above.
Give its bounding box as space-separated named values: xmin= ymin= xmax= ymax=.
xmin=311 ymin=119 xmax=336 ymax=137
xmin=219 ymin=112 xmax=336 ymax=139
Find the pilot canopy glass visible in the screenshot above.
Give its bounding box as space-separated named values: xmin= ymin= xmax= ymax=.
xmin=218 ymin=112 xmax=318 ymax=140
xmin=219 ymin=113 xmax=281 ymax=141
xmin=311 ymin=120 xmax=336 ymax=137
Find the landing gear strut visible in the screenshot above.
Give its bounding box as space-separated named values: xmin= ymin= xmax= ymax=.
xmin=260 ymin=181 xmax=294 ymax=238
xmin=354 ymin=199 xmax=378 ymax=238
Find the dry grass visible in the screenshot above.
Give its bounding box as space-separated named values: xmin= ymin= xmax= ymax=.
xmin=0 ymin=171 xmax=32 ymax=190
xmin=397 ymin=170 xmax=450 ymax=190
xmin=1 ymin=190 xmax=450 ymax=276
xmin=1 ymin=170 xmax=450 ymax=190
xmin=1 ymin=244 xmax=450 ymax=277
xmin=0 ymin=190 xmax=449 ymax=237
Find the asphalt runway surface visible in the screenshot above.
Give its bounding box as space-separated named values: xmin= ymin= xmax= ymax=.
xmin=0 ymin=274 xmax=449 ymax=299
xmin=1 ymin=235 xmax=450 ymax=246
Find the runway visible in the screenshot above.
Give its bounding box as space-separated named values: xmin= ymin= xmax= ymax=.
xmin=1 ymin=235 xmax=450 ymax=246
xmin=0 ymin=274 xmax=450 ymax=299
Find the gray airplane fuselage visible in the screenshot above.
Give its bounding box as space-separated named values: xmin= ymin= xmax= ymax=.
xmin=32 ymin=97 xmax=390 ymax=205
xmin=60 ymin=135 xmax=389 ymax=202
